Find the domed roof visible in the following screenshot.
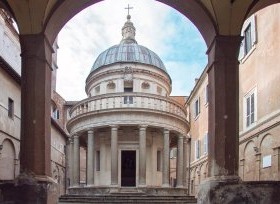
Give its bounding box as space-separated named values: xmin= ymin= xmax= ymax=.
xmin=90 ymin=43 xmax=167 ymax=72
xmin=89 ymin=15 xmax=168 ymax=74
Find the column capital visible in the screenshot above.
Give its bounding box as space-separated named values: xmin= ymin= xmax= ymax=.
xmin=20 ymin=33 xmax=54 ymax=71
xmin=139 ymin=125 xmax=148 ymax=130
xmin=163 ymin=128 xmax=170 ymax=134
xmin=110 ymin=125 xmax=119 ymax=130
xmin=67 ymin=137 xmax=73 ymax=145
xmin=73 ymin=134 xmax=79 ymax=139
xmin=87 ymin=129 xmax=94 ymax=134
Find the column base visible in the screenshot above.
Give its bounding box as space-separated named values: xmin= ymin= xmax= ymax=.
xmin=197 ymin=176 xmax=280 ymax=204
xmin=162 ymin=184 xmax=170 ymax=188
xmin=0 ymin=173 xmax=58 ymax=204
xmin=138 ymin=184 xmax=147 ymax=188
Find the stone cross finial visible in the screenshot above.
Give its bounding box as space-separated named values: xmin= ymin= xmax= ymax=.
xmin=125 ymin=4 xmax=133 ymax=16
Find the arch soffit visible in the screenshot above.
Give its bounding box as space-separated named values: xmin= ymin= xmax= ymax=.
xmin=44 ymin=0 xmax=216 ymax=46
xmin=2 ymin=0 xmax=279 ymax=46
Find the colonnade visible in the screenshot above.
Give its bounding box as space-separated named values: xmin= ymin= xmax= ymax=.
xmin=68 ymin=126 xmax=189 ymax=188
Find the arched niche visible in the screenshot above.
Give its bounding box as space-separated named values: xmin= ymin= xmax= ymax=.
xmin=0 ymin=139 xmax=16 ymax=180
xmin=260 ymin=134 xmax=273 ymax=180
xmin=243 ymin=140 xmax=256 ymax=181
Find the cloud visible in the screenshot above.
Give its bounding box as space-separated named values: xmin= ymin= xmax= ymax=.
xmin=56 ymin=0 xmax=207 ymax=101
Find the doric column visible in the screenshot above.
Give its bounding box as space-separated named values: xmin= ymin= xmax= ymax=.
xmin=139 ymin=125 xmax=147 ymax=186
xmin=73 ymin=134 xmax=80 ymax=187
xmin=67 ymin=138 xmax=73 ymax=188
xmin=19 ymin=34 xmax=53 ymax=177
xmin=87 ymin=130 xmax=95 ymax=186
xmin=111 ymin=125 xmax=118 ymax=186
xmin=176 ymin=135 xmax=184 ymax=187
xmin=207 ymin=36 xmax=242 ymax=178
xmin=162 ymin=128 xmax=170 ymax=187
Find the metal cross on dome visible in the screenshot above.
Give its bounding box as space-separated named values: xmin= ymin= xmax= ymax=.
xmin=125 ymin=4 xmax=133 ymax=15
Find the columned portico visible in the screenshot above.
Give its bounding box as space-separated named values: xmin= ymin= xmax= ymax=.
xmin=111 ymin=125 xmax=118 ymax=186
xmin=162 ymin=129 xmax=170 ymax=187
xmin=176 ymin=135 xmax=184 ymax=187
xmin=139 ymin=125 xmax=147 ymax=186
xmin=87 ymin=130 xmax=95 ymax=186
xmin=73 ymin=134 xmax=80 ymax=187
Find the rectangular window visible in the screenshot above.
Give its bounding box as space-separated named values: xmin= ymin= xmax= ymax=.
xmin=96 ymin=151 xmax=100 ymax=171
xmin=124 ymin=96 xmax=133 ymax=104
xmin=124 ymin=87 xmax=133 ymax=92
xmin=244 ymin=89 xmax=256 ymax=128
xmin=53 ymin=109 xmax=59 ymax=119
xmin=239 ymin=15 xmax=256 ymax=60
xmin=244 ymin=24 xmax=252 ymax=55
xmin=157 ymin=150 xmax=162 ymax=171
xmin=262 ymin=155 xmax=272 ymax=168
xmin=195 ymin=140 xmax=200 ymax=160
xmin=194 ymin=98 xmax=200 ymax=118
xmin=204 ymin=133 xmax=208 ymax=155
xmin=8 ymin=98 xmax=14 ymax=118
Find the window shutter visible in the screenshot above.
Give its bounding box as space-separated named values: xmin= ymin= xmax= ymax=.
xmin=193 ymin=101 xmax=197 ymax=118
xmin=197 ymin=140 xmax=200 ymax=158
xmin=204 ymin=133 xmax=208 ymax=154
xmin=195 ymin=140 xmax=197 ymax=159
xmin=251 ymin=93 xmax=255 ymax=123
xmin=239 ymin=39 xmax=245 ymax=60
xmin=251 ymin=15 xmax=257 ymax=45
xmin=198 ymin=97 xmax=200 ymax=114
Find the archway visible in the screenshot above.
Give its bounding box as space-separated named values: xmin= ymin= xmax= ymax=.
xmin=0 ymin=0 xmax=280 ymax=203
xmin=0 ymin=139 xmax=16 ymax=180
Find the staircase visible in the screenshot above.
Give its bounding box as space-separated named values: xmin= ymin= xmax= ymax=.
xmin=59 ymin=194 xmax=197 ymax=203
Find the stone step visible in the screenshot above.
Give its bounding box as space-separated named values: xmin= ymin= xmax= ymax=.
xmin=59 ymin=195 xmax=197 ymax=204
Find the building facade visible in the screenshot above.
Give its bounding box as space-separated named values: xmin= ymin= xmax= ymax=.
xmin=238 ymin=4 xmax=280 ymax=182
xmin=188 ymin=3 xmax=280 ymax=196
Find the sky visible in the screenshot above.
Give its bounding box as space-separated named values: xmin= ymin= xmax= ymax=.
xmin=56 ymin=0 xmax=207 ymax=101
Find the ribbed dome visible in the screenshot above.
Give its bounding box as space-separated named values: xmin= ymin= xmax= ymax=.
xmin=90 ymin=43 xmax=167 ymax=73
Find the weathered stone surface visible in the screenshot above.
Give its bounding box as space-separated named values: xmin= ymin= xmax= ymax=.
xmin=198 ymin=180 xmax=280 ymax=204
xmin=0 ymin=178 xmax=58 ymax=204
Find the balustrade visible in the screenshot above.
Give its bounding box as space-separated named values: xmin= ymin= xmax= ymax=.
xmin=69 ymin=93 xmax=187 ymax=119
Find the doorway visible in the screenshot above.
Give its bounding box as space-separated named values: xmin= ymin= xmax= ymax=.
xmin=121 ymin=150 xmax=136 ymax=187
